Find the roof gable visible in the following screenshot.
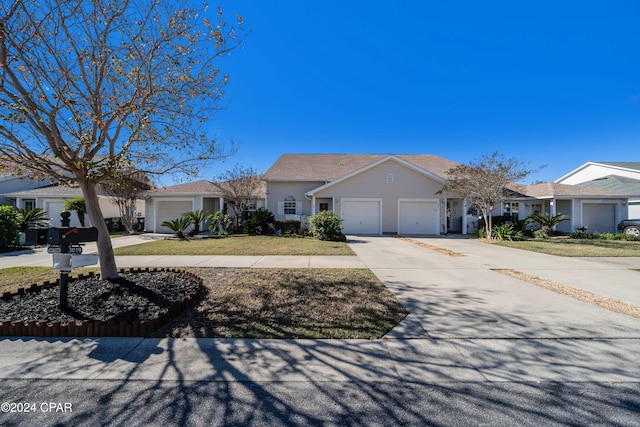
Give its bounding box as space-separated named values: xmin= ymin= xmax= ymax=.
xmin=556 ymin=161 xmax=640 ymax=183
xmin=304 ymin=155 xmax=448 ymax=196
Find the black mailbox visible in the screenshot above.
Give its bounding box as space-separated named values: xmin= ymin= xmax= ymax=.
xmin=47 ymin=227 xmax=99 ymax=245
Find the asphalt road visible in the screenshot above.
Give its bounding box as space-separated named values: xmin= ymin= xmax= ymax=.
xmin=1 ymin=380 xmax=639 ymax=426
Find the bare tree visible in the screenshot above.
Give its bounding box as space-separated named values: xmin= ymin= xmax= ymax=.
xmin=101 ymin=169 xmax=150 ymax=233
xmin=439 ymin=152 xmax=540 ymax=239
xmin=0 ymin=0 xmax=243 ymax=278
xmin=215 ymin=165 xmax=263 ymax=223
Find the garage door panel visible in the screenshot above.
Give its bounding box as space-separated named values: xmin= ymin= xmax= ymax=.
xmin=157 ymin=201 xmax=192 ymax=233
xmin=342 ymin=200 xmax=380 ymax=234
xmin=399 ymin=201 xmax=437 ymax=235
xmin=583 ymin=203 xmax=615 ymax=233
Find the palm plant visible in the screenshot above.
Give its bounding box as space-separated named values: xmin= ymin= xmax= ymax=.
xmin=161 ymin=217 xmax=192 ymax=239
xmin=181 ymin=209 xmax=209 ymax=236
xmin=207 ymin=211 xmax=233 ymax=236
xmin=525 ymin=213 xmax=570 ymax=236
xmin=16 ymin=207 xmax=50 ymax=232
xmin=63 ymin=197 xmax=87 ymax=226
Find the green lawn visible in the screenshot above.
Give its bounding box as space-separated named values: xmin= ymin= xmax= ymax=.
xmin=113 ymin=235 xmax=355 ymax=256
xmin=493 ymin=238 xmax=640 ymax=257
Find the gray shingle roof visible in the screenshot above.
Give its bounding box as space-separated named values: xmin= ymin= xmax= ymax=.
xmin=143 ymin=180 xmax=223 ymax=195
xmin=577 ymin=175 xmax=640 ymax=196
xmin=143 ymin=178 xmax=267 ymax=197
xmin=595 ymin=162 xmax=640 ymax=172
xmin=4 ymin=185 xmax=84 ymax=198
xmin=507 ymin=182 xmax=630 ymax=198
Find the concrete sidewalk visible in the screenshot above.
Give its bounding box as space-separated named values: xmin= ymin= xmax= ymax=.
xmin=1 ymin=235 xmax=639 ymax=385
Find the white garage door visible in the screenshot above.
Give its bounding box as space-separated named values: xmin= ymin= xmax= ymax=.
xmin=341 ymin=200 xmax=381 ymax=234
xmin=583 ymin=203 xmax=615 ymax=233
xmin=157 ymin=201 xmax=193 ymax=233
xmin=399 ymin=201 xmax=438 ymax=235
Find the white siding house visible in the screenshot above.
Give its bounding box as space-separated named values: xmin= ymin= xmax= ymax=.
xmin=555 ymin=162 xmax=640 ymax=219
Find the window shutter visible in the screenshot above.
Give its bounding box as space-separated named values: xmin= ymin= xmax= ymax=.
xmin=277 ymin=201 xmax=284 ymax=215
xmin=295 ymin=201 xmax=302 ymax=215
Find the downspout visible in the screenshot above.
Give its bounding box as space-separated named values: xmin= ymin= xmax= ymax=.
xmin=462 ymin=199 xmax=468 ymax=235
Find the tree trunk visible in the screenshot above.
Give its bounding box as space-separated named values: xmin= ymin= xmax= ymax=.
xmin=484 ymin=207 xmax=493 ymax=240
xmin=78 ymin=179 xmax=120 ymax=279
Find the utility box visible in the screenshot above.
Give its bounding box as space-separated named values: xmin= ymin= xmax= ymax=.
xmin=25 ymin=228 xmax=48 ymax=246
xmin=47 ymin=227 xmax=98 ymax=245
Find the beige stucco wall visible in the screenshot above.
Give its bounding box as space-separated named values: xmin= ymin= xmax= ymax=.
xmin=266 ymin=181 xmax=325 ymax=220
xmin=313 ymin=160 xmax=445 ymax=234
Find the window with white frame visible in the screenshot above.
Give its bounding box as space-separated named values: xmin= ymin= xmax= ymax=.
xmin=504 ymin=202 xmax=520 ymax=213
xmin=283 ymin=195 xmax=296 ymax=215
xmin=24 ymin=200 xmax=36 ymax=211
xmin=387 ymin=173 xmax=394 ymax=184
xmin=504 ymin=202 xmax=519 ymax=217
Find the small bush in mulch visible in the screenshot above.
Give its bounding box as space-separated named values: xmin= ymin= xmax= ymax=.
xmin=0 ymin=270 xmax=201 ymax=336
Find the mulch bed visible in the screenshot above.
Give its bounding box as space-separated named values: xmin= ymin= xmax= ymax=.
xmin=0 ymin=269 xmax=202 ymax=337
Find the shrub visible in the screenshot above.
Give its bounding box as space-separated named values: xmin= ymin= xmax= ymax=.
xmin=244 ymin=208 xmax=275 ymax=235
xmin=0 ymin=205 xmax=19 ymax=248
xmin=161 ymin=217 xmax=192 ymax=239
xmin=570 ymin=230 xmax=640 ymax=241
xmin=208 ymin=211 xmax=233 ymax=237
xmin=310 ymin=210 xmax=346 ymax=242
xmin=274 ymin=220 xmax=301 ymax=235
xmin=492 ymin=223 xmax=524 ymax=241
xmin=533 ymin=229 xmax=550 ymax=239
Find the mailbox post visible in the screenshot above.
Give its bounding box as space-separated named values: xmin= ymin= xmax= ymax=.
xmin=47 ymin=212 xmax=99 ymax=311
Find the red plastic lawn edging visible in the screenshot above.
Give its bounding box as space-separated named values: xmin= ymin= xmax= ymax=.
xmin=0 ymin=268 xmax=202 ymax=337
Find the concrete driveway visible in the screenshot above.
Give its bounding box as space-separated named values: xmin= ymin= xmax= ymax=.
xmin=348 ymin=235 xmax=640 ymax=339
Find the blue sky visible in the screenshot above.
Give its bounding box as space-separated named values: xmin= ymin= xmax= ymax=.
xmin=194 ymin=1 xmax=640 ymax=184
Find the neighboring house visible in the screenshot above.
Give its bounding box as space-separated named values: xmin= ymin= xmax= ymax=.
xmin=263 ymin=154 xmax=630 ymax=235
xmin=4 ymin=185 xmax=144 ymax=228
xmin=504 ymin=182 xmax=630 ymax=234
xmin=555 ymin=162 xmax=640 ymax=219
xmin=142 ymin=180 xmax=266 ymax=233
xmin=0 ymin=172 xmax=52 ymax=206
